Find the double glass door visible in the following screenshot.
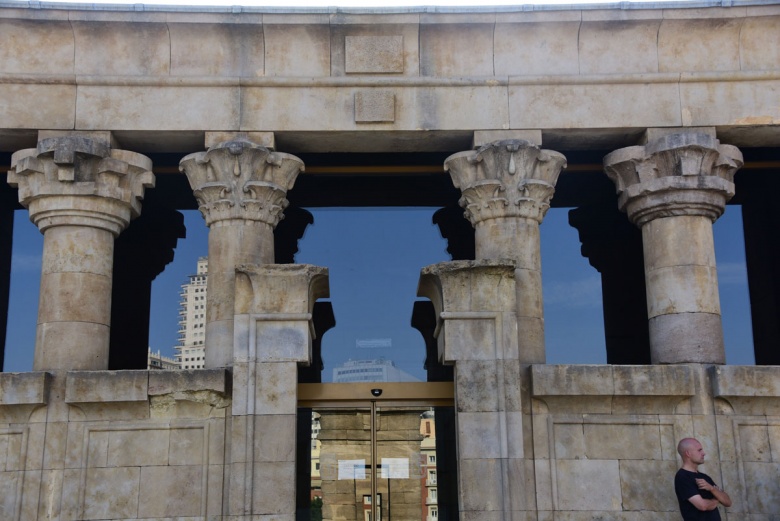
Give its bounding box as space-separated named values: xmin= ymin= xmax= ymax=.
xmin=299 ymin=383 xmax=454 ymax=521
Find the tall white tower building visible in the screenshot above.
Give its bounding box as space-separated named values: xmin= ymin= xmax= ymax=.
xmin=175 ymin=257 xmax=208 ymax=369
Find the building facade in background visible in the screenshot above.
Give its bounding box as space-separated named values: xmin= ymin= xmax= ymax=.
xmin=147 ymin=347 xmax=178 ymax=370
xmin=174 ymin=257 xmax=208 ymax=369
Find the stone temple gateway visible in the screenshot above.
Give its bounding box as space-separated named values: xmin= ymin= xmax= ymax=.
xmin=0 ymin=1 xmax=780 ymax=520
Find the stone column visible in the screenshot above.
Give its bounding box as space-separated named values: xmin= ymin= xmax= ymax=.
xmin=7 ymin=135 xmax=154 ymax=370
xmin=109 ymin=206 xmax=186 ymax=369
xmin=180 ymin=139 xmax=304 ymax=368
xmin=568 ymin=204 xmax=651 ymax=364
xmin=603 ymin=132 xmax=743 ymax=364
xmin=444 ymin=139 xmax=566 ymax=363
xmin=229 ymin=263 xmax=329 ymax=520
xmin=418 ymin=260 xmax=523 ymax=520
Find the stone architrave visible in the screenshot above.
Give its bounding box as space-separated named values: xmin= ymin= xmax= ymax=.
xmin=418 ymin=260 xmax=524 ymax=520
xmin=603 ymin=132 xmax=743 ymax=364
xmin=179 ymin=140 xmax=304 ymax=368
xmin=8 ymin=136 xmax=154 ymax=370
xmin=229 ymin=263 xmax=329 ymax=520
xmin=444 ymin=139 xmax=567 ymax=363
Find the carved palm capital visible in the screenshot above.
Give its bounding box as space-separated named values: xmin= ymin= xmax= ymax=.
xmin=444 ymin=140 xmax=567 ymax=225
xmin=179 ymin=140 xmax=304 ymax=228
xmin=604 ymin=133 xmax=743 ymax=226
xmin=8 ymin=137 xmax=155 ymax=235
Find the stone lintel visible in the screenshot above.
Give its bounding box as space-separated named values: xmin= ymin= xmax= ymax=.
xmin=0 ymin=372 xmax=50 ymax=405
xmin=641 ymin=126 xmax=716 ymax=144
xmin=205 ymin=131 xmax=275 ymax=150
xmin=65 ymin=370 xmax=149 ymax=403
xmin=473 ymin=130 xmax=542 ymax=148
xmin=531 ymin=364 xmax=695 ymax=397
xmin=711 ymin=365 xmax=780 ymax=398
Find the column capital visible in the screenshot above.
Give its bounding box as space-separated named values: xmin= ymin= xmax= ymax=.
xmin=179 ymin=139 xmax=304 ymax=228
xmin=8 ymin=137 xmax=155 ymax=235
xmin=444 ymin=139 xmax=567 ymax=225
xmin=604 ymin=132 xmax=743 ymax=227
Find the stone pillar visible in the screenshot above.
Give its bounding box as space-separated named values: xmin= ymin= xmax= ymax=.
xmin=109 ymin=206 xmax=186 ymax=369
xmin=419 ymin=260 xmax=523 ymax=520
xmin=8 ymin=135 xmax=154 ymax=371
xmin=229 ymin=263 xmax=329 ymax=520
xmin=568 ymin=204 xmax=651 ymax=364
xmin=444 ymin=139 xmax=566 ymax=363
xmin=0 ymin=184 xmax=15 ymax=371
xmin=603 ymin=132 xmax=743 ymax=364
xmin=180 ymin=139 xmax=304 ymax=368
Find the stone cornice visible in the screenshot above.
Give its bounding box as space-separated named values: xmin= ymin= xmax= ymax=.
xmin=3 ymin=70 xmax=780 ymax=87
xmin=7 ymin=137 xmax=154 ymax=235
xmin=603 ymin=133 xmax=743 ymax=226
xmin=179 ymin=139 xmax=304 ymax=228
xmin=445 ymin=140 xmax=566 ymax=225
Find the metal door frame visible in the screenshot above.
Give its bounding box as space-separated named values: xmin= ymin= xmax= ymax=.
xmin=298 ymin=382 xmax=454 ymax=520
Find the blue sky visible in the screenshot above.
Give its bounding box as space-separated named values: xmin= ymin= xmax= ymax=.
xmin=4 ymin=200 xmax=754 ymax=373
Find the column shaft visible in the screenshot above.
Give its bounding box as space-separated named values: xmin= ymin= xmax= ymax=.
xmin=37 ymin=226 xmax=115 ymax=369
xmin=642 ymin=215 xmax=724 ymax=363
xmin=206 ymin=221 xmax=274 ymax=368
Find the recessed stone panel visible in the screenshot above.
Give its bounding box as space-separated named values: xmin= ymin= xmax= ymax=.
xmin=555 ymin=459 xmax=622 ymax=511
xmin=83 ymin=466 xmax=140 ymax=520
xmin=585 ymin=423 xmax=662 ymax=460
xmin=345 ymin=35 xmax=403 ymax=74
xmin=354 ymin=90 xmax=396 ymax=123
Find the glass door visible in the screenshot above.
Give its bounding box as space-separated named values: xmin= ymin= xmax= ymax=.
xmin=299 ymin=383 xmax=453 ymax=521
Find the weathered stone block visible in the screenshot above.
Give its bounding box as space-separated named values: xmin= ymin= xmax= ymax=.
xmin=65 ymin=371 xmax=148 ymax=403
xmin=619 ymin=459 xmax=679 ymax=512
xmin=0 ymin=373 xmax=49 ymax=405
xmin=345 ymin=35 xmax=403 ymax=73
xmin=555 ymin=459 xmax=622 ymax=511
xmin=532 ymin=365 xmax=614 ymax=396
xmin=83 ymin=466 xmax=140 ymax=519
xmin=354 ymin=90 xmax=395 ymax=123
xmin=138 ymin=465 xmax=204 ymax=517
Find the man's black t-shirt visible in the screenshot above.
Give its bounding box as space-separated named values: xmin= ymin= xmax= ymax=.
xmin=674 ymin=468 xmax=721 ymax=521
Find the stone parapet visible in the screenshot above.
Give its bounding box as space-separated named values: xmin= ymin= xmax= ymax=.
xmin=0 ymin=372 xmax=49 ymax=406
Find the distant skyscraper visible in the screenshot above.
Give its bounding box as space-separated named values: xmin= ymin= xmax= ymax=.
xmin=175 ymin=257 xmax=208 ymax=369
xmin=332 ymin=358 xmax=420 ymax=383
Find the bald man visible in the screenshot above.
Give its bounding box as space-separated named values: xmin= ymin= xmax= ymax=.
xmin=675 ymin=438 xmax=732 ymax=520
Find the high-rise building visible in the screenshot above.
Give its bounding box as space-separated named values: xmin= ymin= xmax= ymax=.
xmin=332 ymin=358 xmax=420 ymax=383
xmin=175 ymin=257 xmax=208 ymax=370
